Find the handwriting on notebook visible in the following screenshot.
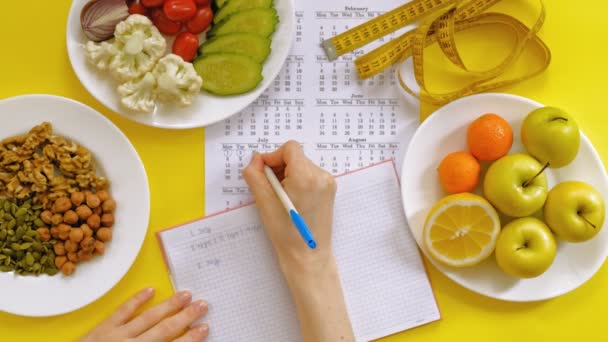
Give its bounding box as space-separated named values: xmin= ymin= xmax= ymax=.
xmin=188 ymin=224 xmax=262 ymax=252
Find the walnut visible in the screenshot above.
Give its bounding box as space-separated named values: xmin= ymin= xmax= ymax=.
xmin=0 ymin=122 xmax=109 ymax=208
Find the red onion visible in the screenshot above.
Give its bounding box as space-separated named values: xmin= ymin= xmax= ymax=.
xmin=80 ymin=0 xmax=130 ymax=42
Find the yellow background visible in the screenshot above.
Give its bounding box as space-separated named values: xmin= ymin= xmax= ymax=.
xmin=0 ymin=0 xmax=606 ymax=341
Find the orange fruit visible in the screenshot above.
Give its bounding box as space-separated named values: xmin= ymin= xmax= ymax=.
xmin=438 ymin=151 xmax=480 ymax=193
xmin=467 ymin=113 xmax=513 ymax=161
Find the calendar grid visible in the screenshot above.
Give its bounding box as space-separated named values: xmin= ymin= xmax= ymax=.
xmin=204 ymin=0 xmax=419 ymax=213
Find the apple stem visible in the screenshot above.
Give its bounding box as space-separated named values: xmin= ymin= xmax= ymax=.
xmin=580 ymin=214 xmax=597 ymax=229
xmin=523 ymin=162 xmax=550 ymax=187
xmin=551 ymin=117 xmax=568 ymax=123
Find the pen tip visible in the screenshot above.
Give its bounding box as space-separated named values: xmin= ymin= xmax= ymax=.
xmin=308 ymin=241 xmax=317 ymax=249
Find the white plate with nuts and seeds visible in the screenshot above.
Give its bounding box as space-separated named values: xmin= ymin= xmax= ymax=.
xmin=0 ymin=94 xmax=149 ymax=317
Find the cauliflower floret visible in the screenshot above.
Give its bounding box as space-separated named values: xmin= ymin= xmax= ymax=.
xmin=110 ymin=14 xmax=166 ymax=82
xmin=85 ymin=40 xmax=119 ymax=71
xmin=152 ymin=54 xmax=203 ymax=106
xmin=117 ymin=72 xmax=157 ymax=112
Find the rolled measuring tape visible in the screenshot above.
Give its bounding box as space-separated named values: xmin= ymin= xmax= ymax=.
xmin=321 ymin=0 xmax=550 ymax=106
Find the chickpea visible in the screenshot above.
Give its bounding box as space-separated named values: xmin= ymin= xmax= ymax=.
xmin=69 ymin=228 xmax=84 ymax=243
xmin=61 ymin=261 xmax=76 ymax=276
xmin=101 ymin=213 xmax=114 ymax=228
xmin=63 ymin=210 xmax=79 ymax=225
xmin=86 ymin=194 xmax=101 ymax=208
xmin=54 ymin=255 xmax=67 ymax=269
xmin=96 ymin=227 xmax=112 ymax=242
xmin=36 ymin=228 xmax=51 ymax=242
xmin=78 ymin=249 xmax=94 ymax=262
xmin=59 ymin=232 xmax=69 ymax=241
xmin=93 ymin=206 xmax=102 ymax=216
xmin=81 ymin=224 xmax=93 ymax=238
xmin=87 ymin=214 xmax=101 ymax=230
xmin=102 ymin=199 xmax=116 ymax=213
xmin=94 ymin=240 xmax=105 ymax=255
xmin=70 ymin=191 xmax=85 ymax=206
xmin=76 ymin=205 xmax=93 ymax=221
xmin=51 ymin=213 xmax=63 ymax=226
xmin=50 ymin=227 xmax=59 ymax=239
xmin=65 ymin=240 xmax=78 ymax=253
xmin=83 ymin=190 xmax=93 ymax=197
xmin=58 ymin=224 xmax=71 ymax=233
xmin=40 ymin=210 xmax=53 ymax=225
xmin=96 ymin=190 xmax=110 ymax=202
xmin=80 ymin=236 xmax=96 ymax=251
xmin=53 ymin=197 xmax=72 ymax=214
xmin=58 ymin=224 xmax=71 ymax=241
xmin=67 ymin=252 xmax=79 ymax=263
xmin=53 ymin=241 xmax=66 ymax=256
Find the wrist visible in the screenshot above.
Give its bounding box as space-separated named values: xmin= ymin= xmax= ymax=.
xmin=279 ymin=252 xmax=339 ymax=292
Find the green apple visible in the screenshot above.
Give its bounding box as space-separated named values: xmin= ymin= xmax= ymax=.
xmin=495 ymin=217 xmax=557 ymax=278
xmin=484 ymin=154 xmax=548 ymax=217
xmin=544 ymin=181 xmax=605 ymax=242
xmin=521 ymin=106 xmax=580 ymax=168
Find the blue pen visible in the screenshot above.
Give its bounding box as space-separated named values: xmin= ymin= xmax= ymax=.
xmin=263 ymin=165 xmax=317 ymax=249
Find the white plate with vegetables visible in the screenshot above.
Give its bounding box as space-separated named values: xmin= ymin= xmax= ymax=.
xmin=0 ymin=94 xmax=150 ymax=316
xmin=66 ymin=0 xmax=295 ymax=129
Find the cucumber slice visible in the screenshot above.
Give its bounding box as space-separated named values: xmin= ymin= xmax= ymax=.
xmin=200 ymin=33 xmax=271 ymax=63
xmin=193 ymin=53 xmax=263 ymax=96
xmin=209 ymin=8 xmax=278 ymax=38
xmin=214 ymin=0 xmax=273 ymax=24
xmin=215 ymin=0 xmax=229 ymax=8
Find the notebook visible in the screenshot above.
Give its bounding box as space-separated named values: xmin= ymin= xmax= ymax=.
xmin=157 ymin=161 xmax=440 ymax=341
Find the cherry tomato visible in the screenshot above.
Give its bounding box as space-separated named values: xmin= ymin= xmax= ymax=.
xmin=186 ymin=6 xmax=213 ymax=34
xmin=128 ymin=2 xmax=147 ymax=15
xmin=141 ymin=0 xmax=165 ymax=7
xmin=150 ymin=8 xmax=183 ymax=35
xmin=163 ymin=0 xmax=197 ymax=22
xmin=194 ymin=0 xmax=211 ymax=6
xmin=173 ymin=32 xmax=199 ymax=62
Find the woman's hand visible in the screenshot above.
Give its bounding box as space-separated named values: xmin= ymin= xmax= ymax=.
xmin=243 ymin=141 xmax=354 ymax=342
xmin=242 ymin=140 xmax=337 ymax=274
xmin=80 ymin=288 xmax=209 ymax=342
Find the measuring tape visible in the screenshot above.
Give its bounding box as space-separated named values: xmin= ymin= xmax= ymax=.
xmin=321 ymin=0 xmax=550 ymax=106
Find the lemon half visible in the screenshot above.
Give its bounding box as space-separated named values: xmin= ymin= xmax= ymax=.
xmin=423 ymin=193 xmax=500 ymax=267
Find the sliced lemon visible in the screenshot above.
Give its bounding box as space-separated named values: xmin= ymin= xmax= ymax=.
xmin=423 ymin=193 xmax=500 ymax=267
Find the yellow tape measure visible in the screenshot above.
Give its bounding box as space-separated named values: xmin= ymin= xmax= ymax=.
xmin=321 ymin=0 xmax=550 ymax=106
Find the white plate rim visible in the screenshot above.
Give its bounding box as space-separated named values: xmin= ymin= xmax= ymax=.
xmin=401 ymin=92 xmax=608 ymax=302
xmin=0 ymin=94 xmax=150 ymax=316
xmin=65 ymin=0 xmax=295 ymax=129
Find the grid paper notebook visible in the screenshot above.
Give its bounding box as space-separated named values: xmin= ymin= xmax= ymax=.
xmin=157 ymin=161 xmax=440 ymax=341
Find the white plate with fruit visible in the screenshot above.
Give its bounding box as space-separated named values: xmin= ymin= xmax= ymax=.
xmin=402 ymin=93 xmax=608 ymax=302
xmin=66 ymin=0 xmax=294 ymax=129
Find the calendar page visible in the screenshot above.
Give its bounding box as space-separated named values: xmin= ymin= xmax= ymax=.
xmin=204 ymin=0 xmax=419 ymax=214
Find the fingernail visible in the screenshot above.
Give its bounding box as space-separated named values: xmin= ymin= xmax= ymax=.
xmin=194 ymin=300 xmax=208 ymax=313
xmin=140 ymin=287 xmax=154 ymax=298
xmin=177 ymin=291 xmax=192 ymax=302
xmin=196 ymin=323 xmax=209 ymax=335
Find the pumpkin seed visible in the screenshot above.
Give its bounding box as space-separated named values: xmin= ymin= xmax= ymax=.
xmin=44 ymin=267 xmax=59 ymax=276
xmin=25 ymin=253 xmax=34 ymax=266
xmin=0 ymin=197 xmax=56 ymax=276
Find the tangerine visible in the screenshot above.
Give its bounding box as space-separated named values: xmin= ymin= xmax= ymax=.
xmin=467 ymin=113 xmax=513 ymax=161
xmin=438 ymin=151 xmax=480 ymax=193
